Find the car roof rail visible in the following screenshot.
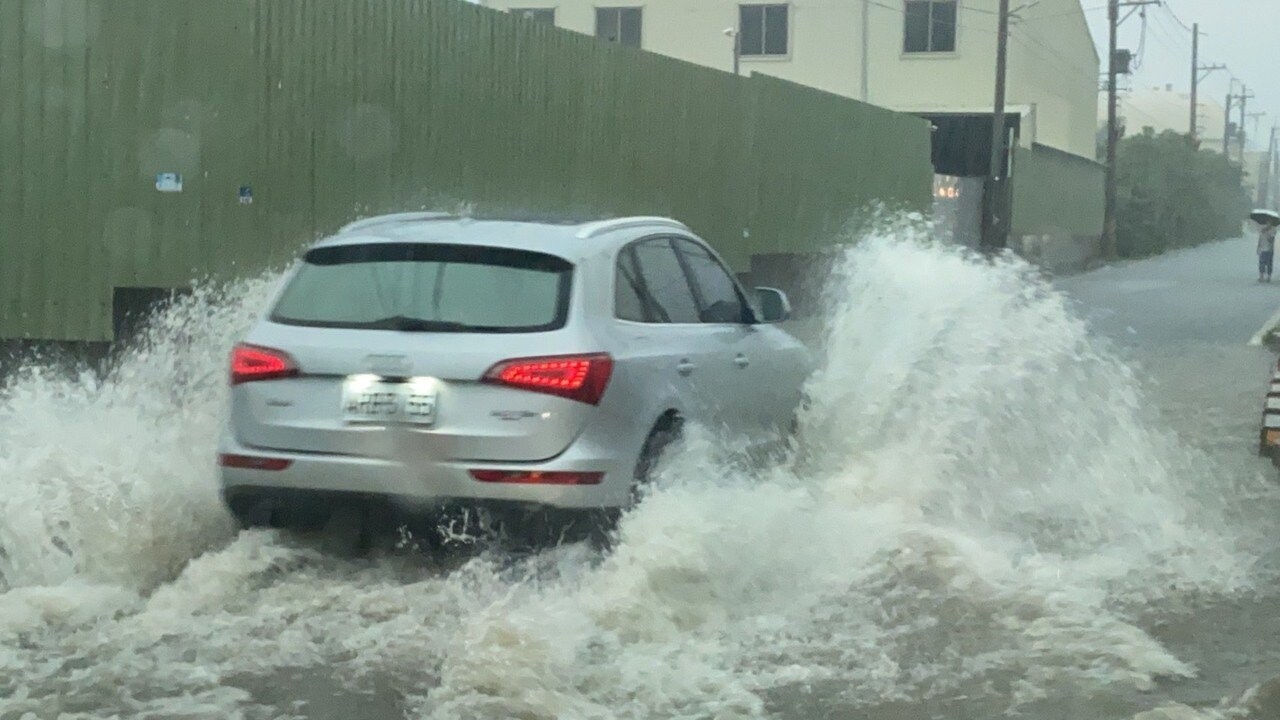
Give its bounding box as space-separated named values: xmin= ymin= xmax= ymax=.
xmin=339 ymin=212 xmax=458 ymax=234
xmin=575 ymin=216 xmax=690 ymax=239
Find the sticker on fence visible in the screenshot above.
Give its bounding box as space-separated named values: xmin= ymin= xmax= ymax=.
xmin=155 ymin=173 xmax=183 ymax=193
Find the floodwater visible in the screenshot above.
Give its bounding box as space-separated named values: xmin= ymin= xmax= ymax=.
xmin=2 ymin=227 xmax=1279 ymax=720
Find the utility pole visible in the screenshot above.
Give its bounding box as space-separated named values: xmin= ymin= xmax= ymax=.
xmin=1224 ymin=87 xmax=1235 ymax=156
xmin=1239 ymin=84 xmax=1255 ymax=161
xmin=1193 ymin=60 xmax=1226 ymax=146
xmin=1274 ymin=130 xmax=1280 ymax=209
xmin=860 ymin=0 xmax=871 ymax=101
xmin=1274 ymin=134 xmax=1280 ymax=209
xmin=981 ymin=0 xmax=1012 ymax=252
xmin=1260 ymin=126 xmax=1278 ymax=208
xmin=1189 ymin=23 xmax=1198 ymax=141
xmin=1103 ymin=0 xmax=1161 ymax=259
xmin=1104 ymin=0 xmax=1120 ymax=259
xmin=723 ymin=28 xmax=740 ymax=75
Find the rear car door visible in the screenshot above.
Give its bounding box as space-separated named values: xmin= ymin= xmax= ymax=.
xmin=619 ymin=237 xmax=726 ymax=432
xmin=672 ymin=237 xmax=777 ymax=442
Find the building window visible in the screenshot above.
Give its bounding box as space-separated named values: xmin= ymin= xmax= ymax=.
xmin=596 ymin=7 xmax=642 ymax=47
xmin=739 ymin=4 xmax=789 ymax=56
xmin=513 ymin=8 xmax=555 ymax=24
xmin=904 ymin=0 xmax=957 ymax=53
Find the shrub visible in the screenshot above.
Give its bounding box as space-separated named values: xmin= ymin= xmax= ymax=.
xmin=1115 ymin=129 xmax=1249 ymax=258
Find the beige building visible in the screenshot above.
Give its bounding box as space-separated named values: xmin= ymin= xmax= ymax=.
xmin=1102 ymin=85 xmax=1270 ymax=198
xmin=1104 ymin=84 xmax=1229 ymax=153
xmin=479 ymin=0 xmax=1101 ymax=159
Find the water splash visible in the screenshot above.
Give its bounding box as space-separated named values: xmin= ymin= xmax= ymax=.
xmin=0 ymin=277 xmax=280 ymax=593
xmin=0 ymin=224 xmax=1272 ymax=719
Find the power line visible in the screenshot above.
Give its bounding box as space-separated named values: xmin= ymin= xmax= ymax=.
xmin=1160 ymin=1 xmax=1194 ymax=33
xmin=1010 ymin=34 xmax=1105 ymax=83
xmin=1130 ymin=7 xmax=1148 ymax=70
xmin=1147 ymin=10 xmax=1191 ymax=53
xmin=1018 ymin=4 xmax=1109 ymax=21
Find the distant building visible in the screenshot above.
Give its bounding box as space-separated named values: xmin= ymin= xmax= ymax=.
xmin=482 ymin=0 xmax=1106 ymax=270
xmin=1100 ymin=84 xmax=1273 ymax=202
xmin=481 ymin=0 xmax=1100 ymax=160
xmin=1101 ymin=84 xmax=1229 ymax=154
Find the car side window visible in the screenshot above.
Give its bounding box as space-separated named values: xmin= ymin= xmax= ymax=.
xmin=675 ymin=239 xmax=749 ymax=324
xmin=630 ymin=238 xmax=701 ymax=324
xmin=614 ymin=248 xmax=647 ymax=322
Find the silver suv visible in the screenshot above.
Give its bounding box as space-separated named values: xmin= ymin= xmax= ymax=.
xmin=218 ymin=213 xmax=812 ymax=539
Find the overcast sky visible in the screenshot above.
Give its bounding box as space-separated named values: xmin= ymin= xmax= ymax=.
xmin=1084 ymin=0 xmax=1280 ymax=149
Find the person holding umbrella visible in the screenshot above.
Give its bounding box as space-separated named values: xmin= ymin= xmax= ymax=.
xmin=1253 ymin=209 xmax=1280 ymax=282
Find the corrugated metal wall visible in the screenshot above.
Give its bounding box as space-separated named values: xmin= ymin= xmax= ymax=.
xmin=0 ymin=0 xmax=933 ymax=342
xmin=1010 ymin=143 xmax=1105 ymax=273
xmin=1012 ymin=143 xmax=1105 ymax=238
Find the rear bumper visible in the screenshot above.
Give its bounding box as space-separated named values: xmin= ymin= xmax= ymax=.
xmin=217 ymin=433 xmax=633 ymax=510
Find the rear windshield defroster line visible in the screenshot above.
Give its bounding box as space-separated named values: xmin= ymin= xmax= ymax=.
xmin=269 ymin=242 xmax=574 ymax=333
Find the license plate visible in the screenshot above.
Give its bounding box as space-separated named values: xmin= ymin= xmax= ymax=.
xmin=341 ymin=377 xmax=437 ymax=426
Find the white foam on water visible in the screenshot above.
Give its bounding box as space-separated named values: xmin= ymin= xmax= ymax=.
xmin=0 ymin=223 xmax=1274 ymax=719
xmin=0 ymin=279 xmax=279 ymax=594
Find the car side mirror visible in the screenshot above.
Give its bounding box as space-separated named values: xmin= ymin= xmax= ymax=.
xmin=754 ymin=287 xmax=791 ymax=323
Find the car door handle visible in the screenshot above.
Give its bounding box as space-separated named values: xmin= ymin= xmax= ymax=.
xmin=677 ymin=360 xmax=696 ymax=376
xmin=734 ymin=354 xmax=750 ymax=369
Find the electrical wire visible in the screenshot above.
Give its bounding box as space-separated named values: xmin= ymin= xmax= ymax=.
xmin=1011 ymin=34 xmax=1104 ymax=84
xmin=1130 ymin=7 xmax=1148 ymax=71
xmin=1160 ymin=1 xmax=1194 ymax=33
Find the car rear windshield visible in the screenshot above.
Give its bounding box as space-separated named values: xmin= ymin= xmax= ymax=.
xmin=270 ymin=243 xmax=573 ymax=332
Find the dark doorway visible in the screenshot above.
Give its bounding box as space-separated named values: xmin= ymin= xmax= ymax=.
xmin=919 ymin=113 xmax=1022 ymax=177
xmin=112 ymin=287 xmax=181 ymax=343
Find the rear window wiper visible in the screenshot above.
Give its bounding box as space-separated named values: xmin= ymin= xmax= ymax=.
xmin=370 ymin=316 xmax=512 ymax=333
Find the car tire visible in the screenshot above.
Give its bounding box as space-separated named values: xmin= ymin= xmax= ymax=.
xmin=631 ymin=414 xmax=683 ymax=506
xmin=551 ymin=416 xmax=682 ymax=552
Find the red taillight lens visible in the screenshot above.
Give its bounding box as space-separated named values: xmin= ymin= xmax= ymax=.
xmin=482 ymin=353 xmax=613 ymax=404
xmin=469 ymin=469 xmax=604 ymax=485
xmin=230 ymin=344 xmax=298 ymax=385
xmin=218 ymin=453 xmax=292 ymax=471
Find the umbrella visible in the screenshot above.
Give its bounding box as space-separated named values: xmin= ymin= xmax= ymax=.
xmin=1251 ymin=209 xmax=1280 ymax=226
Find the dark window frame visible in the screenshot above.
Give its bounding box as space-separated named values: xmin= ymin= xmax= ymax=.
xmin=512 ymin=7 xmax=556 ymax=24
xmin=739 ymin=4 xmax=790 ymax=57
xmin=904 ymin=0 xmax=958 ymax=54
xmin=595 ymin=6 xmax=642 ymax=47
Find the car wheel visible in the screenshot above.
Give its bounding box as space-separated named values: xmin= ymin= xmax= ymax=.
xmin=631 ymin=414 xmax=683 ymax=505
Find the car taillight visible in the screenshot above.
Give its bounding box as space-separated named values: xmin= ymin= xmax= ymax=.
xmin=482 ymin=353 xmax=613 ymax=404
xmin=469 ymin=469 xmax=604 ymax=485
xmin=230 ymin=344 xmax=298 ymax=385
xmin=218 ymin=453 xmax=292 ymax=471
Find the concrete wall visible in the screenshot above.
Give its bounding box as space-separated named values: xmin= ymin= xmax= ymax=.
xmin=482 ymin=0 xmax=1102 ymax=158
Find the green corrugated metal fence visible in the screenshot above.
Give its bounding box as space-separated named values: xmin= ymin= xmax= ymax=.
xmin=0 ymin=0 xmax=933 ymax=342
xmin=1009 ymin=143 xmax=1105 ymax=273
xmin=1012 ymin=143 xmax=1105 ymax=238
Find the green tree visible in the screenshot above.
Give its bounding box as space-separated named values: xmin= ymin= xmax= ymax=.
xmin=1115 ymin=129 xmax=1248 ymax=258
